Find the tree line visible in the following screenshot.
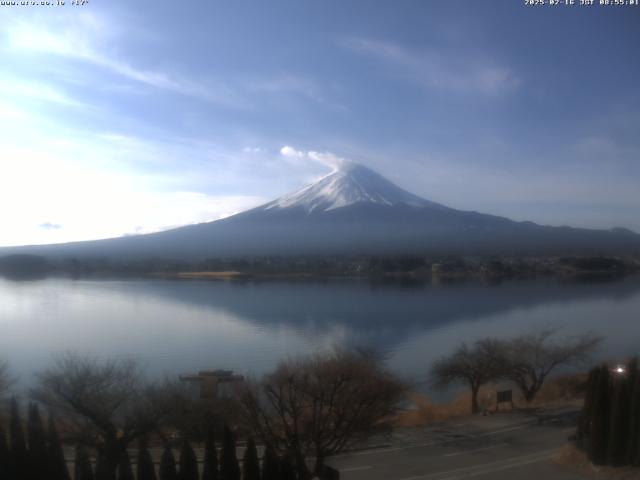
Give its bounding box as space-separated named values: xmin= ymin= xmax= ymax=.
xmin=576 ymin=359 xmax=640 ymax=468
xmin=0 ymin=401 xmax=293 ymax=480
xmin=0 ymin=350 xmax=405 ymax=480
xmin=0 ymin=400 xmax=68 ymax=480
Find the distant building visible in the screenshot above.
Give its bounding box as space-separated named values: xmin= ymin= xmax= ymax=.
xmin=179 ymin=369 xmax=244 ymax=399
xmin=431 ymin=259 xmax=466 ymax=275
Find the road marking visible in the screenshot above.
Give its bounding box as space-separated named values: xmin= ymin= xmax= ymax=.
xmin=437 ymin=452 xmax=554 ymax=480
xmin=337 ymin=446 xmax=403 ymax=457
xmin=477 ymin=424 xmax=528 ymax=437
xmin=335 ymin=423 xmax=534 ymax=458
xmin=443 ymin=444 xmax=499 ymax=457
xmin=416 ymin=424 xmax=529 ymax=449
xmin=341 ymin=465 xmax=372 ymax=472
xmin=396 ymin=449 xmax=557 ymax=480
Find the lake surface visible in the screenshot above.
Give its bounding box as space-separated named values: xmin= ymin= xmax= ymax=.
xmin=1 ymin=275 xmax=640 ymax=391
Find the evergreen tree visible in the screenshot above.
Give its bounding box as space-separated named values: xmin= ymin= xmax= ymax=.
xmin=626 ymin=358 xmax=640 ymax=466
xmin=94 ymin=453 xmax=111 ymax=480
xmin=220 ymin=425 xmax=240 ymax=480
xmin=607 ymin=371 xmax=629 ymax=466
xmin=628 ymin=358 xmax=639 ymax=398
xmin=0 ymin=423 xmax=11 ymax=480
xmin=159 ymin=445 xmax=178 ymax=480
xmin=28 ymin=403 xmax=48 ymax=480
xmin=74 ymin=445 xmax=95 ymax=480
xmin=279 ymin=455 xmax=296 ymax=480
xmin=202 ymin=430 xmax=219 ymax=480
xmin=577 ymin=368 xmax=599 ymax=439
xmin=48 ymin=414 xmax=71 ymax=480
xmin=137 ymin=438 xmax=157 ymax=480
xmin=117 ymin=450 xmax=135 ymax=480
xmin=178 ymin=440 xmax=199 ymax=480
xmin=242 ymin=437 xmax=260 ymax=480
xmin=589 ymin=365 xmax=611 ymax=465
xmin=9 ymin=398 xmax=28 ymax=479
xmin=260 ymin=444 xmax=279 ymax=480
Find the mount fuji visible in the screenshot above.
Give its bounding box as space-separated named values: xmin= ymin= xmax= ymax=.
xmin=4 ymin=162 xmax=640 ymax=259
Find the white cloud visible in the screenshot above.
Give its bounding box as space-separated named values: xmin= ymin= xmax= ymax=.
xmin=342 ymin=37 xmax=520 ymax=94
xmin=39 ymin=222 xmax=62 ymax=230
xmin=307 ymin=151 xmax=350 ymax=170
xmin=2 ymin=11 xmax=340 ymax=119
xmin=0 ymin=76 xmax=84 ymax=107
xmin=280 ymin=145 xmax=306 ymax=159
xmin=3 ymin=14 xmax=245 ymax=108
xmin=0 ymin=101 xmax=29 ymax=120
xmin=280 ymin=145 xmax=351 ymax=171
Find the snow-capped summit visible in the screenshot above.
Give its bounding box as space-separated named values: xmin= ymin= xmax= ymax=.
xmin=261 ymin=162 xmax=442 ymax=213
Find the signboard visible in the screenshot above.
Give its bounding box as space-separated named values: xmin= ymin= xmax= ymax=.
xmin=496 ymin=389 xmax=514 ymax=411
xmin=497 ymin=389 xmax=513 ymax=404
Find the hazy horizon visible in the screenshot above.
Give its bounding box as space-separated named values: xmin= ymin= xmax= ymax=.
xmin=2 ymin=1 xmax=639 ymax=247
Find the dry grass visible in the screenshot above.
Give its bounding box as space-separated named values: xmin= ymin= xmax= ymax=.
xmin=395 ymin=373 xmax=588 ymax=427
xmin=554 ymin=444 xmax=593 ymax=470
xmin=175 ymin=271 xmax=247 ymax=279
xmin=395 ymin=385 xmax=504 ymax=427
xmin=531 ymin=372 xmax=588 ymax=406
xmin=554 ymin=444 xmax=640 ymax=480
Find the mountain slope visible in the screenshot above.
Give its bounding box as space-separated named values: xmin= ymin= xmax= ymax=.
xmin=2 ymin=163 xmax=640 ymax=259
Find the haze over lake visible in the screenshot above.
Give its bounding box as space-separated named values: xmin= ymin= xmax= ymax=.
xmin=2 ymin=276 xmax=639 ymax=391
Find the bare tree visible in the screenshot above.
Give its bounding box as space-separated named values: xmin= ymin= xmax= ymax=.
xmin=431 ymin=338 xmax=506 ymax=414
xmin=159 ymin=379 xmax=242 ymax=443
xmin=503 ymin=330 xmax=601 ymax=403
xmin=238 ymin=349 xmax=406 ymax=480
xmin=31 ymin=353 xmax=171 ymax=480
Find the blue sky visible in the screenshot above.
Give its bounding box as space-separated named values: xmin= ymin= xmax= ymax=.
xmin=1 ymin=1 xmax=639 ymax=246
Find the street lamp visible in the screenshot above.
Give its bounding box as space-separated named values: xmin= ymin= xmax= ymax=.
xmin=613 ymin=364 xmax=626 ymax=376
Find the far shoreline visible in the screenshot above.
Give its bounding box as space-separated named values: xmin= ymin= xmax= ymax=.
xmin=1 ymin=254 xmax=639 ymax=283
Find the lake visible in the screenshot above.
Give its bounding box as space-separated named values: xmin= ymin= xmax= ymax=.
xmin=1 ymin=275 xmax=640 ymax=392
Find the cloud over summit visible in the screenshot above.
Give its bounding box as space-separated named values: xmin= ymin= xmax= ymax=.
xmin=280 ymin=146 xmax=352 ymax=172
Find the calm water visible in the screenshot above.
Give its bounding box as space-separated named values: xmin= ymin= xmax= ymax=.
xmin=1 ymin=275 xmax=640 ymax=389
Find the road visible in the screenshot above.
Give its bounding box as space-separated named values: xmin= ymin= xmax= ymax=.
xmin=327 ymin=409 xmax=589 ymax=480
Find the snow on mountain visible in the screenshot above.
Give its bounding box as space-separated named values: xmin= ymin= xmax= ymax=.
xmin=260 ymin=162 xmax=444 ymax=213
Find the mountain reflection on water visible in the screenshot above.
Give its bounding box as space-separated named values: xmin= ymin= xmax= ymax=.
xmin=1 ymin=275 xmax=639 ymax=390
